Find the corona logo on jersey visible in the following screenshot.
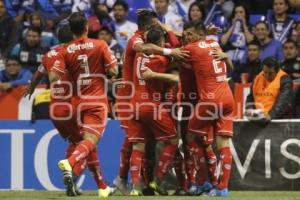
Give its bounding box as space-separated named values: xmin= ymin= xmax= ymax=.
xmin=67 ymin=42 xmax=94 ymax=53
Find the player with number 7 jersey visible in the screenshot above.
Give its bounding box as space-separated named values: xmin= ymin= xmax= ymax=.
xmin=182 ymin=21 xmax=235 ymax=197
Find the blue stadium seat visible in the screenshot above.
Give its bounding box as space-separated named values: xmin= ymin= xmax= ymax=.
xmin=126 ymin=0 xmax=151 ymax=22
xmin=289 ymin=14 xmax=300 ymax=22
xmin=249 ymin=15 xmax=266 ymax=26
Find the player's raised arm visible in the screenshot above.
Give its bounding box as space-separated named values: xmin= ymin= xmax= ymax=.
xmin=133 ymin=9 xmax=189 ymax=60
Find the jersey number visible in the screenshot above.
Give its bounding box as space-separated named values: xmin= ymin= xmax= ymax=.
xmin=136 ymin=56 xmax=149 ymax=85
xmin=212 ymin=59 xmax=223 ymax=73
xmin=78 ymin=54 xmax=90 ymax=77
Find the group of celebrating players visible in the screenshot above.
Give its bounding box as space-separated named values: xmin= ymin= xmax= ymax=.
xmin=25 ymin=8 xmax=235 ymax=199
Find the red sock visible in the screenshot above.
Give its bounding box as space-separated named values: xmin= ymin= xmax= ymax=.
xmin=206 ymin=149 xmax=218 ymax=186
xmin=87 ymin=150 xmax=107 ymax=189
xmin=195 ymin=145 xmax=207 ymax=185
xmin=156 ymin=143 xmax=177 ymax=180
xmin=130 ymin=149 xmax=144 ymax=186
xmin=218 ymin=147 xmax=232 ymax=189
xmin=174 ymin=151 xmax=187 ymax=190
xmin=185 ymin=142 xmax=197 ymax=184
xmin=68 ymin=140 xmax=95 ymax=167
xmin=119 ymin=137 xmax=132 ymax=179
xmin=66 ymin=144 xmax=87 ymax=177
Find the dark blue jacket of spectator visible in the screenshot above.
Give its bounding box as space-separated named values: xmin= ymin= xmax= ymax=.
xmin=242 ymin=39 xmax=284 ymax=63
xmin=11 ymin=42 xmax=48 ymax=73
xmin=0 ymin=14 xmax=19 ymax=57
xmin=0 ymin=68 xmax=32 ymax=87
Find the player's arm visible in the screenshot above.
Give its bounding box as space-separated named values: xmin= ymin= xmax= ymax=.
xmin=24 ymin=65 xmax=47 ymax=99
xmin=133 ymin=42 xmax=189 ymax=60
xmin=48 ymin=56 xmax=66 ymax=83
xmin=211 ymin=48 xmax=234 ymax=70
xmin=107 ymin=64 xmax=118 ymax=78
xmin=141 ymin=67 xmax=179 ymax=83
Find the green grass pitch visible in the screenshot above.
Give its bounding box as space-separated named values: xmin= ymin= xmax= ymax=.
xmin=0 ymin=191 xmax=300 ymax=200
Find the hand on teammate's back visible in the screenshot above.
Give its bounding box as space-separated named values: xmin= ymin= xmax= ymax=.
xmin=211 ymin=48 xmax=228 ymax=61
xmin=171 ymin=48 xmax=189 ymax=60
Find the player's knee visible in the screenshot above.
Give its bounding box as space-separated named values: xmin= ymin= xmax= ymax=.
xmin=170 ymin=138 xmax=179 ymax=146
xmin=132 ymin=142 xmax=145 ymax=152
xmin=83 ymin=133 xmax=99 ymax=147
xmin=216 ymin=135 xmax=230 ymax=150
xmin=186 ymin=133 xmax=195 ymax=144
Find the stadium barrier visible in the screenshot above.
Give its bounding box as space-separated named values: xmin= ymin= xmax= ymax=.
xmin=0 ymin=119 xmax=299 ymax=190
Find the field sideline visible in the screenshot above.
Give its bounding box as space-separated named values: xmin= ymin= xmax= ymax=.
xmin=0 ymin=191 xmax=299 ymax=200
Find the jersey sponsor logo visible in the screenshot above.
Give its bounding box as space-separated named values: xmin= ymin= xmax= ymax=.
xmin=198 ymin=41 xmax=219 ymax=49
xmin=67 ymin=42 xmax=94 ymax=53
xmin=47 ymin=50 xmax=58 ymax=58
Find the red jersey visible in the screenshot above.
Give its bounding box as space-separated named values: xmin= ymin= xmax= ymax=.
xmin=183 ymin=40 xmax=232 ymax=102
xmin=131 ymin=53 xmax=170 ymax=105
xmin=51 ymin=37 xmax=117 ymax=102
xmin=117 ymin=31 xmax=144 ymax=97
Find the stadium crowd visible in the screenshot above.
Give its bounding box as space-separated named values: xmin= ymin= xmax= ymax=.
xmin=0 ymin=0 xmax=300 ymax=198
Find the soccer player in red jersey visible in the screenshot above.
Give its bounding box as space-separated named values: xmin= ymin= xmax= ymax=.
xmin=25 ymin=26 xmax=104 ymax=197
xmin=127 ymin=27 xmax=181 ymax=195
xmin=48 ymin=12 xmax=118 ymax=199
xmin=113 ymin=9 xmax=188 ymax=195
xmin=181 ymin=22 xmax=235 ymax=197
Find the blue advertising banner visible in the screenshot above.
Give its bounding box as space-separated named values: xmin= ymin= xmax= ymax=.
xmin=0 ymin=120 xmax=125 ymax=190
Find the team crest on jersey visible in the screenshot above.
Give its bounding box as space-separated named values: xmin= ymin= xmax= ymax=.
xmin=47 ymin=50 xmax=58 ymax=58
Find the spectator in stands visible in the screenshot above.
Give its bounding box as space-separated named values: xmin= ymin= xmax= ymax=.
xmin=217 ymin=0 xmax=235 ymax=20
xmin=10 ymin=26 xmax=48 ymax=73
xmin=174 ymin=0 xmax=195 ymax=21
xmin=232 ymin=41 xmax=262 ymax=83
xmin=36 ymin=0 xmax=72 ymax=27
xmin=154 ymin=0 xmax=184 ymax=33
xmin=221 ymin=4 xmax=254 ymax=64
xmin=187 ymin=1 xmax=206 ymax=23
xmin=282 ymin=39 xmax=300 ymax=79
xmin=3 ymin=0 xmax=35 ymax=22
xmin=245 ymin=56 xmax=293 ymax=120
xmin=269 ymin=0 xmax=293 ymax=43
xmin=112 ymin=0 xmax=138 ymax=49
xmin=22 ymin=12 xmax=59 ymax=48
xmin=0 ymin=57 xmax=32 ymax=91
xmin=98 ymin=26 xmax=123 ymax=68
xmin=252 ymin=21 xmax=284 ymax=61
xmin=288 ymin=0 xmax=300 ymax=12
xmin=290 ymin=21 xmax=300 ymax=56
xmin=0 ymin=0 xmax=19 ymax=57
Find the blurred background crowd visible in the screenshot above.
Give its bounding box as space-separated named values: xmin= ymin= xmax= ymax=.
xmin=0 ymin=0 xmax=300 ymax=119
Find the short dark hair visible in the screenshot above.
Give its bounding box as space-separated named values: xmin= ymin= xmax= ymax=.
xmin=248 ymin=40 xmax=261 ymax=49
xmin=113 ymin=0 xmax=129 ymax=12
xmin=146 ymin=27 xmax=165 ymax=45
xmin=6 ymin=56 xmax=19 ymax=64
xmin=255 ymin=21 xmax=270 ymax=30
xmin=57 ymin=26 xmax=73 ymax=43
xmin=27 ymin=26 xmax=42 ymax=36
xmin=136 ymin=9 xmax=157 ymax=29
xmin=183 ymin=21 xmax=206 ymax=34
xmin=99 ymin=26 xmax=114 ymax=36
xmin=283 ymin=39 xmax=297 ymax=48
xmin=262 ymin=56 xmax=281 ymax=72
xmin=68 ymin=12 xmax=87 ymax=36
